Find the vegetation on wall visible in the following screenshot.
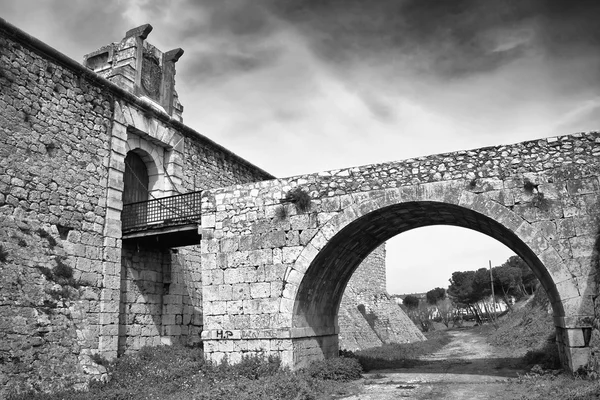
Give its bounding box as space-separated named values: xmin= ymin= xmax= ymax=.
xmin=281 ymin=188 xmax=312 ymax=213
xmin=6 ymin=349 xmax=363 ymax=400
xmin=0 ymin=244 xmax=8 ymax=262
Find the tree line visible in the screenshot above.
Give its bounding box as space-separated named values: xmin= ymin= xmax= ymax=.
xmin=401 ymin=255 xmax=539 ymax=330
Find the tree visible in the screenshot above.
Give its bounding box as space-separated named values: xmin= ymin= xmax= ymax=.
xmin=437 ymin=297 xmax=455 ymax=328
xmin=426 ymin=287 xmax=446 ymax=305
xmin=492 ymin=264 xmax=522 ymax=310
xmin=504 ymin=255 xmax=538 ymax=295
xmin=448 ymin=270 xmax=484 ymax=324
xmin=403 ymin=295 xmax=419 ymax=309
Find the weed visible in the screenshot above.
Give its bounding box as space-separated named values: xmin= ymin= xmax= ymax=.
xmin=351 ymin=330 xmax=452 ymax=371
xmin=37 ymin=266 xmax=54 ymax=280
xmin=275 ymin=205 xmax=290 ymax=220
xmin=54 ymin=257 xmax=73 ymax=281
xmin=469 ymin=178 xmax=477 ymax=188
xmin=36 ymin=258 xmax=80 ymax=293
xmin=37 ymin=228 xmax=57 ymax=248
xmin=532 ymin=192 xmax=550 ymax=210
xmin=45 ymin=143 xmax=57 ymax=157
xmin=8 ymin=346 xmax=363 ymax=400
xmin=0 ymin=244 xmax=8 ymax=262
xmin=282 ymin=188 xmax=312 ymax=213
xmin=523 ymin=178 xmax=538 ymax=193
xmin=47 ymin=286 xmax=72 ymax=301
xmin=90 ymin=353 xmax=111 ymax=368
xmin=303 ymin=357 xmax=362 ymax=381
xmin=17 ymin=238 xmax=27 ymax=247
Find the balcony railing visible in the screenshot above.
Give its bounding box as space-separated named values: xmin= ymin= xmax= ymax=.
xmin=122 ymin=191 xmax=203 ymax=232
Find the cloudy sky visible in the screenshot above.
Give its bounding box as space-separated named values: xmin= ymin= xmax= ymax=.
xmin=3 ymin=0 xmax=599 ymax=293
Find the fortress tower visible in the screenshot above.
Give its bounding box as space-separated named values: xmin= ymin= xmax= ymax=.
xmin=83 ymin=24 xmax=184 ymax=122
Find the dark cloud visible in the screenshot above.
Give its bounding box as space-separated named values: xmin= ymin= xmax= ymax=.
xmin=183 ymin=46 xmax=282 ymax=82
xmin=267 ymin=0 xmax=600 ymax=79
xmin=155 ymin=0 xmax=283 ymax=83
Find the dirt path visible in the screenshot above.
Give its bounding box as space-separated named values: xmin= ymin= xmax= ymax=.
xmin=342 ymin=329 xmax=528 ymax=400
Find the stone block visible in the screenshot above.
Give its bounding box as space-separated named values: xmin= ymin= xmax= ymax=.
xmin=250 ymin=282 xmax=271 ymax=299
xmin=282 ymin=246 xmax=303 ymax=264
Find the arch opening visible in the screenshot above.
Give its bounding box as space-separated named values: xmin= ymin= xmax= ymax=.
xmin=292 ymin=201 xmax=563 ymax=337
xmin=123 ymin=151 xmax=150 ymax=204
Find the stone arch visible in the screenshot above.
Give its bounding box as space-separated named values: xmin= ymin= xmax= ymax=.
xmin=124 ymin=141 xmax=164 ymax=199
xmin=288 ymin=184 xmax=589 ymax=368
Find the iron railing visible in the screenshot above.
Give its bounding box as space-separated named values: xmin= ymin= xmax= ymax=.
xmin=122 ymin=191 xmax=203 ymax=232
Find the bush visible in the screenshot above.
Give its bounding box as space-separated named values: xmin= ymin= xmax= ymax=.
xmin=283 ymin=188 xmax=312 ymax=213
xmin=0 ymin=244 xmax=8 ymax=262
xmin=221 ymin=353 xmax=282 ymax=380
xmin=303 ymin=357 xmax=362 ymax=381
xmin=6 ymin=347 xmax=363 ymax=400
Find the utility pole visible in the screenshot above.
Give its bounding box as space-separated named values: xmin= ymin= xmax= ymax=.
xmin=489 ymin=260 xmax=498 ymax=324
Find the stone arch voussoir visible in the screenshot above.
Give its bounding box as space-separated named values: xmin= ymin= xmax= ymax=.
xmin=292 ymin=183 xmax=576 ymax=320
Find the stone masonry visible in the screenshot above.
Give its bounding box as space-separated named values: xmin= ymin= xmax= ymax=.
xmin=338 ymin=245 xmax=425 ymax=350
xmin=0 ymin=19 xmax=425 ymax=395
xmin=200 ymin=131 xmax=600 ymax=371
xmin=0 ymin=19 xmax=274 ymax=394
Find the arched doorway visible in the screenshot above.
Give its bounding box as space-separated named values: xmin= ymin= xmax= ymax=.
xmin=123 ymin=151 xmax=149 ymax=204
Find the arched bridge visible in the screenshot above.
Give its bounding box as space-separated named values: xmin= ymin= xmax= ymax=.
xmin=198 ymin=131 xmax=600 ymax=372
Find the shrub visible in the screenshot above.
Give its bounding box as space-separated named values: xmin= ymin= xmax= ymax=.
xmin=0 ymin=244 xmax=8 ymax=262
xmin=54 ymin=257 xmax=74 ymax=281
xmin=283 ymin=188 xmax=312 ymax=213
xmin=223 ymin=353 xmax=282 ymax=380
xmin=275 ymin=205 xmax=290 ymax=220
xmin=523 ymin=178 xmax=538 ymax=193
xmin=303 ymin=357 xmax=362 ymax=381
xmin=36 ymin=228 xmax=57 ymax=248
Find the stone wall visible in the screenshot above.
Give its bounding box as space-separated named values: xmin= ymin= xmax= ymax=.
xmin=0 ymin=22 xmax=115 ymax=394
xmin=199 ymin=131 xmax=600 ymax=371
xmin=0 ymin=19 xmax=273 ymax=395
xmin=338 ymin=245 xmax=425 ymax=351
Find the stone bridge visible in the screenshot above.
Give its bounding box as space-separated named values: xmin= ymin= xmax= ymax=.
xmin=199 ymin=131 xmax=600 ymax=372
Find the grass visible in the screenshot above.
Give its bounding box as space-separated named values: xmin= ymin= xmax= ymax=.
xmin=481 ymin=288 xmax=600 ymax=398
xmin=6 ymin=348 xmax=363 ymax=400
xmin=343 ymin=330 xmax=452 ymax=371
xmin=513 ymin=374 xmax=600 ymax=400
xmin=485 ymin=288 xmax=559 ymax=369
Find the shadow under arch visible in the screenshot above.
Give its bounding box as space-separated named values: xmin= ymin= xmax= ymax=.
xmin=291 ymin=200 xmax=566 ymax=362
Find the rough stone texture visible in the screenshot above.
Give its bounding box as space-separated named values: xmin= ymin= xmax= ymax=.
xmin=0 ymin=20 xmax=272 ymax=395
xmin=338 ymin=245 xmax=425 ymax=351
xmin=3 ymin=16 xmax=600 ymax=395
xmin=200 ymin=131 xmax=600 ymax=372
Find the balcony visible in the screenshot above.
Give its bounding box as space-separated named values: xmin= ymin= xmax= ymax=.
xmin=121 ymin=191 xmax=202 ymax=247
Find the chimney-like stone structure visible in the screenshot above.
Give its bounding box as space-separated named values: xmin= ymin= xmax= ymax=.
xmin=83 ymin=24 xmax=184 ymax=122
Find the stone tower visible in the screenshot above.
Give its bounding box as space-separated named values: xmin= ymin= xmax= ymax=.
xmin=83 ymin=24 xmax=184 ymax=122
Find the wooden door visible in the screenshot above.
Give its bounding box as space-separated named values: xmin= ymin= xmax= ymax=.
xmin=123 ymin=152 xmax=149 ymax=204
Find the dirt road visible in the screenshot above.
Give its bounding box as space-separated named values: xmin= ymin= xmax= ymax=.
xmin=343 ymin=329 xmax=528 ymax=400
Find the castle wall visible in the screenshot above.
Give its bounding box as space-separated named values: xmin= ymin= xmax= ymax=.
xmin=338 ymin=245 xmax=425 ymax=351
xmin=0 ymin=24 xmax=115 ymax=394
xmin=0 ymin=20 xmax=272 ymax=395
